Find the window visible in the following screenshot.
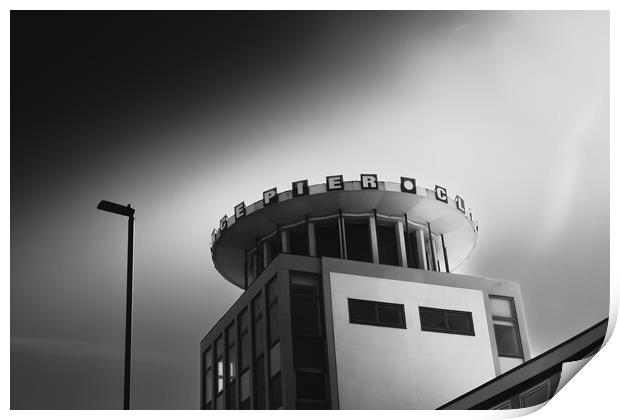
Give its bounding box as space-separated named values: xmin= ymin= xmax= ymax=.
xmin=519 ymin=380 xmax=551 ymax=407
xmin=203 ymin=347 xmax=213 ymax=409
xmin=377 ymin=222 xmax=399 ymax=266
xmin=344 ymin=218 xmax=372 ymax=262
xmin=240 ymin=370 xmax=251 ymax=409
xmin=291 ymin=272 xmax=330 ymax=409
xmin=269 ymin=342 xmax=282 ymax=408
xmin=491 ymin=400 xmax=512 ymax=410
xmin=266 ymin=277 xmax=282 ymax=408
xmin=214 ymin=336 xmax=224 ymax=408
xmin=419 ymin=307 xmax=475 ymax=335
xmin=256 ymin=242 xmax=265 ymax=274
xmin=238 ymin=310 xmax=250 ymax=371
xmin=490 ymin=295 xmax=523 ymax=358
xmin=288 ymin=223 xmax=309 ymax=256
xmin=348 ymin=298 xmax=406 ymax=329
xmin=246 ymin=250 xmax=255 ymax=287
xmin=266 ymin=233 xmax=281 ymax=266
xmin=251 ymin=294 xmax=265 ymax=409
xmin=267 ymin=278 xmax=279 ymax=345
xmin=253 ymin=355 xmax=265 ymax=409
xmin=314 ymin=219 xmax=341 ymax=258
xmin=226 ymin=323 xmax=237 ymax=408
xmin=406 ymin=230 xmax=421 ymax=269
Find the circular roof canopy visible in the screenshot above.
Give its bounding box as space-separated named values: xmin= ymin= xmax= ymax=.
xmin=211 ymin=180 xmax=478 ymax=288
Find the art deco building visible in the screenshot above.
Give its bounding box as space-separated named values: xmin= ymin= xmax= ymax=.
xmin=200 ymin=175 xmax=532 ymax=409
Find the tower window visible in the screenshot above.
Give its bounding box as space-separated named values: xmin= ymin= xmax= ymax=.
xmin=344 ymin=218 xmax=372 ymax=263
xmin=419 ymin=307 xmax=475 ymax=336
xmin=376 ymin=222 xmax=399 ymax=266
xmin=348 ymin=298 xmax=406 ymax=329
xmin=489 ymin=295 xmax=523 ymax=358
xmin=314 ymin=219 xmax=341 ymax=259
xmin=288 ymin=224 xmax=309 ymax=256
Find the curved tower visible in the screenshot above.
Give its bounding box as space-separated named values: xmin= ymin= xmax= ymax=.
xmin=201 ymin=174 xmax=530 ymax=410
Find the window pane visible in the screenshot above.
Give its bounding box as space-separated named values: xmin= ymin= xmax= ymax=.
xmin=240 ymin=370 xmax=250 ymax=401
xmin=253 ymin=316 xmax=265 ymax=357
xmin=269 ymin=302 xmax=279 ymax=344
xmin=227 ymin=379 xmax=236 ymax=408
xmin=252 ymin=294 xmax=264 ymax=320
xmin=215 ymin=393 xmax=224 ymax=410
xmin=447 ymin=312 xmax=474 ymax=334
xmin=494 ymin=323 xmax=522 ymax=357
xmin=292 ymin=283 xmax=318 ymax=297
xmin=253 ymin=355 xmax=265 ymax=409
xmin=288 ymin=225 xmax=309 ymax=256
xmin=240 ymin=332 xmax=250 ymax=370
xmin=204 ymin=348 xmax=212 ymax=369
xmin=407 ymin=231 xmax=420 ymax=269
xmin=345 ymin=219 xmax=372 ymax=262
xmin=217 ymin=360 xmax=224 ymax=392
xmin=490 ymin=297 xmax=514 ymax=318
xmin=205 ymin=370 xmax=213 ymax=403
xmin=520 ymin=382 xmax=550 ymax=407
xmin=227 ymin=344 xmax=236 ymax=380
xmin=269 ymin=342 xmax=281 ymax=377
xmin=215 ymin=337 xmax=223 ymax=359
xmin=315 ymin=219 xmax=341 ymax=258
xmin=419 ymin=308 xmax=447 ymax=331
xmin=377 ymin=304 xmax=403 ymax=326
xmin=296 ymin=371 xmax=326 ymax=400
xmin=226 ymin=323 xmax=236 ymax=346
xmin=267 ymin=234 xmax=281 ymax=264
xmin=270 ymin=372 xmax=282 ymax=408
xmin=257 ymin=242 xmax=265 ymax=273
xmin=292 ymin=296 xmax=320 ymax=336
xmin=377 ymin=223 xmax=399 ymax=266
xmin=293 ymin=338 xmax=325 ymax=369
xmin=239 ymin=310 xmax=249 ymax=333
xmin=348 ymin=299 xmax=375 ymax=323
xmin=246 ymin=252 xmax=255 ymax=285
xmin=267 ymin=278 xmax=279 ymax=304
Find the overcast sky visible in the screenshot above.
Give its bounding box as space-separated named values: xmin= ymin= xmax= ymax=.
xmin=11 ymin=11 xmax=609 ymax=409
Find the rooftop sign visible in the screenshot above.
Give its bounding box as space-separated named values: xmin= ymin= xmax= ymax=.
xmin=211 ymin=174 xmax=475 ymax=246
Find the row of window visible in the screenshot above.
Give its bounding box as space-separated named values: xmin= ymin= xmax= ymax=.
xmin=491 ymin=378 xmax=553 ymax=409
xmin=203 ymin=278 xmax=281 ymax=410
xmin=346 ymin=296 xmax=523 ymax=358
xmin=202 ymin=273 xmax=332 ymax=410
xmin=245 ymin=214 xmax=445 ymax=288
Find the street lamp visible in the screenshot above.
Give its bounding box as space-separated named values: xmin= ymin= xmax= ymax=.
xmin=97 ymin=200 xmax=135 ymax=410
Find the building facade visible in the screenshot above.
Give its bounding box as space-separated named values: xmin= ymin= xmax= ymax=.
xmin=200 ymin=176 xmax=532 ymax=409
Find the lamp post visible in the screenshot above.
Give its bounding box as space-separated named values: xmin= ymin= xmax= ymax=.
xmin=97 ymin=200 xmax=135 ymax=410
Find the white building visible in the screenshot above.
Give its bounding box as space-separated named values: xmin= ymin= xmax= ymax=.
xmin=200 ymin=175 xmax=531 ymax=409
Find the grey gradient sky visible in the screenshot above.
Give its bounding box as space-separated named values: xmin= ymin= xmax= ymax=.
xmin=11 ymin=11 xmax=609 ymax=409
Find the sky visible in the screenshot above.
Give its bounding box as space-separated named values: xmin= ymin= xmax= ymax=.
xmin=10 ymin=11 xmax=609 ymax=409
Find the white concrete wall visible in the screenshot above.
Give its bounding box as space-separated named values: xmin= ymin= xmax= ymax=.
xmin=329 ymin=272 xmax=497 ymax=409
xmin=499 ymin=356 xmax=523 ymax=374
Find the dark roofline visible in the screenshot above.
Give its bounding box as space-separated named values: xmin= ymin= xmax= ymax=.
xmin=439 ymin=318 xmax=608 ymax=410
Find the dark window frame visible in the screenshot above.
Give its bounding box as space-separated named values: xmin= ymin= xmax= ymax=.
xmin=489 ymin=295 xmax=524 ymax=358
xmin=419 ymin=306 xmax=475 ymax=336
xmin=348 ymin=298 xmax=407 ymax=329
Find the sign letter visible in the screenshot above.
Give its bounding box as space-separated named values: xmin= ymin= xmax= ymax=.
xmin=455 ymin=195 xmax=466 ymax=213
xmin=361 ymin=174 xmax=378 ymax=190
xmin=435 ymin=185 xmax=448 ymax=203
xmin=263 ymin=188 xmax=278 ymax=206
xmin=292 ymin=180 xmax=309 ymax=197
xmin=234 ymin=202 xmax=246 ymax=219
xmin=326 ymin=175 xmax=344 ymax=191
xmin=219 ymin=215 xmax=228 ymax=230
